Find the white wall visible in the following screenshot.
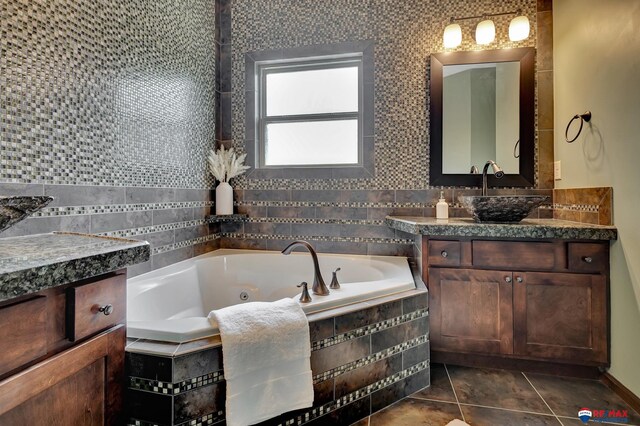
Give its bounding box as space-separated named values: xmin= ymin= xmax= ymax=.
xmin=554 ymin=0 xmax=640 ymax=396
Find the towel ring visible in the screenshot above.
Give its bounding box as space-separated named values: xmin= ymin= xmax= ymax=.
xmin=565 ymin=111 xmax=592 ymax=143
xmin=513 ymin=140 xmax=520 ymax=158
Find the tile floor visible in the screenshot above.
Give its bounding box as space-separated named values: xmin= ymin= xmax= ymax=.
xmin=352 ymin=364 xmax=640 ymax=426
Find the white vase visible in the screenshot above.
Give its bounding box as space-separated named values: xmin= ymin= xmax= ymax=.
xmin=215 ymin=182 xmax=234 ymax=215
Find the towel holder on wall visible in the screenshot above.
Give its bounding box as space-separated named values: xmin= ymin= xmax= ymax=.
xmin=565 ymin=111 xmax=592 ymax=143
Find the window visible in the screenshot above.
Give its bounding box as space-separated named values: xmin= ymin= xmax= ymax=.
xmin=245 ymin=41 xmax=375 ymax=179
xmin=257 ymin=56 xmax=363 ymax=168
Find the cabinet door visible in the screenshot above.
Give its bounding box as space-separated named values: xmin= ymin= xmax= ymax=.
xmin=429 ymin=268 xmax=513 ymax=355
xmin=0 ymin=325 xmax=125 ymax=425
xmin=513 ymin=272 xmax=607 ymax=364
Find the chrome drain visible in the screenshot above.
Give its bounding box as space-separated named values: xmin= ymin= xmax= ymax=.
xmin=239 ymin=291 xmax=249 ymax=301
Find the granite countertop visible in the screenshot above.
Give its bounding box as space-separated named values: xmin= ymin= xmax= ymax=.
xmin=0 ymin=232 xmax=150 ymax=303
xmin=386 ymin=216 xmax=618 ymax=241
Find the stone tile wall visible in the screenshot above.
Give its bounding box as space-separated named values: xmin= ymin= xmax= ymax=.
xmin=553 ymin=187 xmax=613 ymax=226
xmin=217 ymin=0 xmax=556 ymax=256
xmin=0 ymin=0 xmax=219 ymax=273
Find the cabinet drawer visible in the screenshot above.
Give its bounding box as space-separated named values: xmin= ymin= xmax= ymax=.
xmin=428 ymin=240 xmax=461 ymax=267
xmin=568 ymin=243 xmax=608 ymax=273
xmin=0 ymin=297 xmax=47 ymax=377
xmin=66 ymin=274 xmax=125 ymax=342
xmin=472 ymin=241 xmax=555 ymax=270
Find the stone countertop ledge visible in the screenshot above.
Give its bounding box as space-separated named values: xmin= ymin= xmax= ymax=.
xmin=0 ymin=232 xmax=150 ymax=303
xmin=385 ymin=216 xmax=618 ymax=241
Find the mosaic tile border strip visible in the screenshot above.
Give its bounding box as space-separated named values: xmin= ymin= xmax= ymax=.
xmin=129 ymin=371 xmax=225 ymax=395
xmin=311 ymin=308 xmax=429 ymax=351
xmin=99 ymin=219 xmax=213 ymax=239
xmin=34 ymin=201 xmax=214 ymax=217
xmin=288 ymin=360 xmax=430 ymax=426
xmin=153 ymin=234 xmax=221 ymax=255
xmin=313 ymin=334 xmax=428 ymax=384
xmin=244 ymin=217 xmax=386 ymax=226
xmin=222 ymin=232 xmax=414 ymax=245
xmin=129 ymin=410 xmax=225 ymax=426
xmin=552 ymin=203 xmax=599 ymax=213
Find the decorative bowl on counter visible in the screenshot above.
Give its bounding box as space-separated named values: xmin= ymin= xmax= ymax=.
xmin=0 ymin=196 xmax=54 ymax=234
xmin=458 ymin=195 xmax=550 ymax=223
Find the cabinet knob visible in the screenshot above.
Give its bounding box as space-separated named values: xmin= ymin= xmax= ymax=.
xmin=516 ymin=276 xmax=524 ymax=283
xmin=441 ymin=250 xmax=448 ymax=258
xmin=504 ymin=276 xmax=512 ymax=283
xmin=583 ymin=256 xmax=593 ymax=264
xmin=98 ymin=304 xmax=114 ymax=316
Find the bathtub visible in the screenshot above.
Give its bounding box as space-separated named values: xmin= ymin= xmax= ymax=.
xmin=127 ymin=249 xmax=416 ymax=342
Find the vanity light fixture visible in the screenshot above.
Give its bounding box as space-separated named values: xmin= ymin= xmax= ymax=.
xmin=443 ymin=9 xmax=530 ymax=48
xmin=509 ymin=15 xmax=530 ymax=41
xmin=475 ymin=19 xmax=496 ymax=45
xmin=443 ymin=22 xmax=462 ymax=48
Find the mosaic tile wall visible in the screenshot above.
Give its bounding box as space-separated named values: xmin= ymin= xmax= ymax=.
xmin=126 ymin=290 xmax=429 ymax=426
xmin=217 ymin=0 xmax=554 ymax=255
xmin=0 ymin=0 xmax=219 ymax=273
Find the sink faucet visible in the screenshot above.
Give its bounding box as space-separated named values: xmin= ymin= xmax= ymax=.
xmin=281 ymin=241 xmax=330 ymax=296
xmin=482 ymin=160 xmax=505 ymax=196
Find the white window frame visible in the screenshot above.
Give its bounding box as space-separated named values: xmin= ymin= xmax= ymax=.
xmin=255 ymin=55 xmax=364 ymax=169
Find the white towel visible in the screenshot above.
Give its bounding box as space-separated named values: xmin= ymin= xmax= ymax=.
xmin=208 ymin=298 xmax=314 ymax=426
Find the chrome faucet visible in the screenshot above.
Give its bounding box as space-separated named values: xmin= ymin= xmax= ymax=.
xmin=281 ymin=241 xmax=330 ymax=296
xmin=482 ymin=160 xmax=505 ymax=196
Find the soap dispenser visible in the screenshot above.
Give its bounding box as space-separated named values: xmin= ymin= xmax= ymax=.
xmin=436 ymin=191 xmax=449 ymax=219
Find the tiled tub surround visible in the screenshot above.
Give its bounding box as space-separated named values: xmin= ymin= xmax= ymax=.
xmin=1 ymin=0 xmax=217 ymax=272
xmin=0 ymin=232 xmax=149 ymax=302
xmin=0 ymin=184 xmax=221 ymax=277
xmin=126 ymin=286 xmax=429 ymax=426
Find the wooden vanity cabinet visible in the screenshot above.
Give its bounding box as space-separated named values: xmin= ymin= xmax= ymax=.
xmin=0 ymin=271 xmax=127 ymax=425
xmin=425 ymin=238 xmax=609 ymax=369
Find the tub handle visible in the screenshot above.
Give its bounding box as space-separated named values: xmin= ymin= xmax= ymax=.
xmin=330 ymin=268 xmax=341 ymax=289
xmin=297 ymin=282 xmax=312 ymax=303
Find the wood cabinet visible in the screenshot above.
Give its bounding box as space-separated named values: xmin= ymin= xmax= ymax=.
xmin=425 ymin=238 xmax=610 ymax=370
xmin=0 ymin=271 xmax=127 ymax=425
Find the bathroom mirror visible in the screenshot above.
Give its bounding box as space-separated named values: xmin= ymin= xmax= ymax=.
xmin=429 ymin=47 xmax=535 ymax=187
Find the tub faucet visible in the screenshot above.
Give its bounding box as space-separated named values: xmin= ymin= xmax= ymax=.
xmin=282 ymin=241 xmax=330 ymax=296
xmin=482 ymin=160 xmax=505 ymax=196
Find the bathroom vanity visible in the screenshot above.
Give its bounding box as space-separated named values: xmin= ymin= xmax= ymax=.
xmin=386 ymin=216 xmax=618 ymax=375
xmin=0 ymin=233 xmax=149 ymax=425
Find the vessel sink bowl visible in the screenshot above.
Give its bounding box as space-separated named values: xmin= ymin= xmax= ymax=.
xmin=458 ymin=195 xmax=550 ymax=223
xmin=0 ymin=196 xmax=54 ymax=234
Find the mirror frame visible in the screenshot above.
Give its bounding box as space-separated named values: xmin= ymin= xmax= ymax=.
xmin=429 ymin=47 xmax=536 ymax=187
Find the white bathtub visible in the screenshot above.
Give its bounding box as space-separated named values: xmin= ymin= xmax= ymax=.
xmin=127 ymin=249 xmax=416 ymax=342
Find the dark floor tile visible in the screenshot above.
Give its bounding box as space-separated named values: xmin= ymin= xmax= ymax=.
xmin=461 ymin=405 xmax=561 ymax=426
xmin=526 ymin=373 xmax=640 ymax=424
xmin=411 ymin=363 xmax=456 ymax=403
xmin=448 ymin=366 xmax=550 ymax=414
xmin=350 ymin=418 xmax=369 ymax=426
xmin=370 ymin=399 xmax=462 ymax=425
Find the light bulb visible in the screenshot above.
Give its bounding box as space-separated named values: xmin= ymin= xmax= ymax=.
xmin=443 ymin=23 xmax=462 ymax=48
xmin=475 ymin=20 xmax=495 ymax=45
xmin=509 ymin=15 xmax=530 ymax=41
